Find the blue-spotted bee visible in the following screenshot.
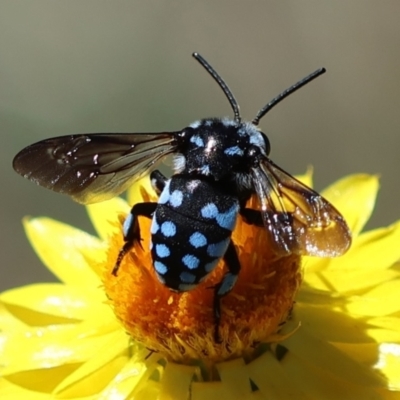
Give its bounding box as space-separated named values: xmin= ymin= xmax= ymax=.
xmin=13 ymin=53 xmax=351 ymax=341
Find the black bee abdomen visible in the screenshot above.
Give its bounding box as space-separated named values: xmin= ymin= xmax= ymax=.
xmin=150 ymin=176 xmax=239 ymax=292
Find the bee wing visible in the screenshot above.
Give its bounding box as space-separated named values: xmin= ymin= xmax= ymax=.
xmin=251 ymin=158 xmax=352 ymax=257
xmin=13 ymin=132 xmax=179 ymax=204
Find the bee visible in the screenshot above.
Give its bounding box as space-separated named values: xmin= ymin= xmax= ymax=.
xmin=13 ymin=53 xmax=351 ymax=341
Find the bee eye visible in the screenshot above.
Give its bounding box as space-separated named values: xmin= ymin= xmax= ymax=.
xmin=260 ymin=132 xmax=270 ymax=155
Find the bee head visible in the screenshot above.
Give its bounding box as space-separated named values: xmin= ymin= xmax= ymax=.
xmin=174 ymin=118 xmax=270 ymax=181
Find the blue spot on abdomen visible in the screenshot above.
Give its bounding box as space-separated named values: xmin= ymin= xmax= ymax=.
xmin=155 ymin=244 xmax=170 ymax=258
xmin=161 ymin=221 xmax=176 ymax=237
xmin=154 ymin=261 xmax=168 ymax=275
xmin=207 ymin=238 xmax=230 ymax=257
xmin=201 ymin=203 xmax=218 ymax=219
xmin=189 ymin=232 xmax=207 ymax=248
xmin=182 ymin=254 xmax=200 ymax=269
xmin=216 ymin=204 xmax=239 ymax=230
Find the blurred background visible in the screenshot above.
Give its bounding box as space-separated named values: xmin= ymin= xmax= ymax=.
xmin=1 ymin=2 xmax=399 ymax=290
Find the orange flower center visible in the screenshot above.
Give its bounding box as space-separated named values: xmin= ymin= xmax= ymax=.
xmin=102 ymin=196 xmax=302 ymax=363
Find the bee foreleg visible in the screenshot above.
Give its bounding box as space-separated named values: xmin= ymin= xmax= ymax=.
xmin=112 ymin=202 xmax=157 ymax=276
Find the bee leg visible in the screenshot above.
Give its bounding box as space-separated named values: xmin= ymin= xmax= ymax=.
xmin=213 ymin=240 xmax=240 ymax=342
xmin=239 ymin=207 xmax=264 ymax=227
xmin=150 ymin=170 xmax=168 ymax=195
xmin=112 ymin=202 xmax=157 ymax=276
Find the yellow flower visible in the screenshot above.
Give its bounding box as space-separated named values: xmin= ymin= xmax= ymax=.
xmin=1 ymin=173 xmax=399 ymax=399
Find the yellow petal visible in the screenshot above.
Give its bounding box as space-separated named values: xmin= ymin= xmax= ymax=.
xmin=23 ymin=218 xmax=102 ymax=285
xmin=367 ymin=328 xmax=400 ymax=344
xmin=2 ymin=364 xmax=82 ymax=394
xmin=0 ymin=324 xmax=123 ymax=375
xmin=326 ymin=221 xmax=400 ymax=272
xmin=369 ymin=316 xmax=400 ymax=332
xmin=133 ymin=382 xmax=160 ymax=400
xmin=53 ymin=329 xmax=130 ymax=398
xmin=283 ymin=328 xmax=386 ymax=388
xmin=333 ymin=342 xmax=381 ymax=366
xmin=160 ymin=362 xmax=200 ymax=400
xmin=347 ymin=280 xmax=400 ymax=316
xmin=217 ymin=358 xmax=258 ymax=399
xmin=0 ymin=375 xmax=65 ymax=398
xmin=0 ymin=379 xmax=47 ymax=399
xmin=0 ymin=301 xmax=77 ymax=328
xmin=280 ymin=352 xmax=384 ymax=399
xmin=304 ymin=266 xmax=399 ymax=293
xmin=0 ymin=284 xmax=108 ymax=322
xmin=97 ymin=349 xmax=163 ymax=400
xmin=0 ymin=303 xmax=27 ymax=331
xmin=375 ymin=343 xmax=400 ymax=391
xmin=245 ymin=351 xmax=308 ymax=399
xmin=191 ymin=381 xmax=247 ymax=400
xmin=0 ymin=320 xmax=88 ymax=376
xmin=294 ymin=303 xmax=370 ymax=343
xmin=86 ymin=197 xmax=130 ymax=240
xmin=321 ymin=174 xmax=379 ymax=237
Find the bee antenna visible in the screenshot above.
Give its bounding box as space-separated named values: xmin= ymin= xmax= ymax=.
xmin=193 ymin=52 xmax=241 ymax=124
xmin=252 ymin=68 xmax=326 ymax=126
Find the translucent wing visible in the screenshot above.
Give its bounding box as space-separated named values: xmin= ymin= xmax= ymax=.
xmin=251 ymin=158 xmax=351 ymax=257
xmin=13 ymin=132 xmax=178 ymax=204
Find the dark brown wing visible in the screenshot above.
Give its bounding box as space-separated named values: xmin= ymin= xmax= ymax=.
xmin=13 ymin=132 xmax=178 ymax=204
xmin=251 ymin=158 xmax=351 ymax=257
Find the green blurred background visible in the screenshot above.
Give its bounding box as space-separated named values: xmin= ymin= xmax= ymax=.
xmin=1 ymin=2 xmax=399 ymax=290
